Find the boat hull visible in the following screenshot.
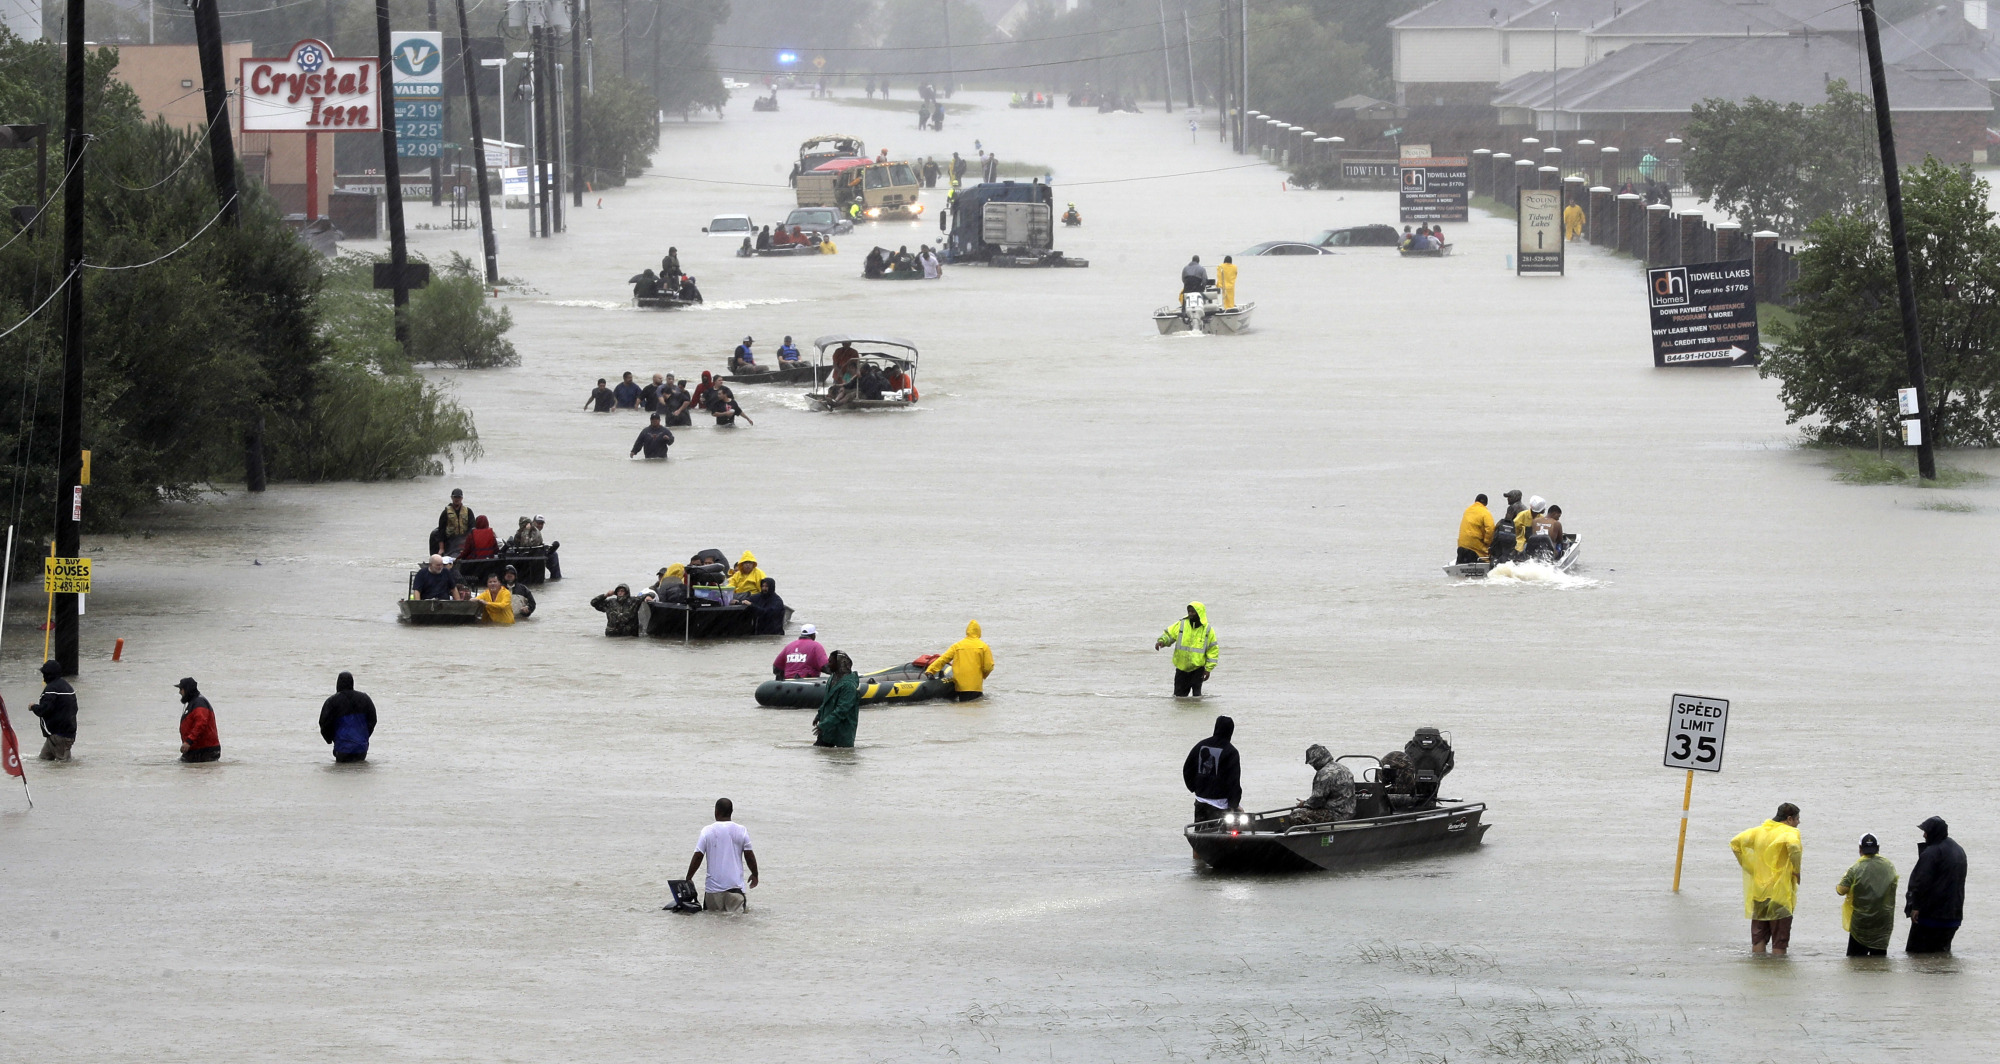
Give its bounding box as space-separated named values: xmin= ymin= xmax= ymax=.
xmin=457 ymin=549 xmax=550 ymax=585
xmin=639 ymin=601 xmax=792 ymax=640
xmin=1186 ymin=801 xmax=1490 ymax=872
xmin=636 ymin=295 xmax=699 ymax=309
xmin=398 ymin=599 xmax=486 ymax=625
xmin=1154 ymin=302 xmax=1255 ymax=335
xmin=719 ymin=364 xmax=821 ymax=385
xmin=1399 ymin=244 xmax=1454 ymax=257
xmin=1443 ymin=534 xmax=1580 ymax=579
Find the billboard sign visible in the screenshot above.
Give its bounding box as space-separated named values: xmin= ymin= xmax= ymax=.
xmin=1517 ymin=188 xmax=1563 ymax=275
xmin=1399 ymin=157 xmax=1468 ymax=222
xmin=240 ymin=39 xmax=380 ymax=133
xmin=1646 ymin=259 xmax=1759 ymax=367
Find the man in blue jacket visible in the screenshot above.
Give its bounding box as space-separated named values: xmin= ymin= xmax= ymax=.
xmin=319 ymin=672 xmax=378 ymax=764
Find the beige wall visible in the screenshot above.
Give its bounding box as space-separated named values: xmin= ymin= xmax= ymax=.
xmin=108 ymin=43 xmax=336 ymax=218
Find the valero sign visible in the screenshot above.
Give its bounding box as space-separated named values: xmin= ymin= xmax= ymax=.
xmin=240 ymin=39 xmax=383 ymax=133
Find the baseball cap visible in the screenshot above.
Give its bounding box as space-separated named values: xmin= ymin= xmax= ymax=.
xmin=801 ymin=624 xmax=816 ymax=636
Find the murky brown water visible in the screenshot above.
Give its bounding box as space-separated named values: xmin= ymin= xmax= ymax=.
xmin=3 ymin=90 xmax=1996 ymax=1062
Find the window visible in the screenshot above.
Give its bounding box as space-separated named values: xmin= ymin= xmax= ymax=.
xmin=864 ymin=167 xmax=892 ymax=189
xmin=889 ymin=163 xmax=916 ymax=186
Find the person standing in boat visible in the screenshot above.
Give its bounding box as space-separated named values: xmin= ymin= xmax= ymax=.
xmin=661 ymin=247 xmax=682 ymax=285
xmin=318 ymin=671 xmax=378 ymax=764
xmin=1156 ymin=602 xmax=1219 ymax=697
xmin=1182 ymin=716 xmax=1241 ymax=824
xmin=584 ymin=378 xmax=615 ymax=414
xmin=1216 ymin=255 xmax=1238 ymax=309
xmin=432 ymin=488 xmax=475 ymax=556
xmin=812 ymin=652 xmax=861 ymax=748
xmin=774 ymin=625 xmax=830 ymax=680
xmin=1456 ymin=493 xmax=1495 ymax=565
xmin=176 ymin=678 xmax=220 ymax=763
xmin=924 ymin=620 xmax=994 ymax=701
xmin=631 ymin=414 xmax=675 ymax=459
xmin=1292 ymin=745 xmax=1355 ymax=824
xmin=1179 ymin=255 xmax=1208 ymax=305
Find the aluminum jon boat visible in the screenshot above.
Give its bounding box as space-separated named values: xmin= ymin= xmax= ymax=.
xmin=1443 ymin=533 xmax=1581 ymax=579
xmin=1154 ymin=289 xmax=1254 ymax=335
xmin=1185 ymin=800 xmax=1490 ymax=872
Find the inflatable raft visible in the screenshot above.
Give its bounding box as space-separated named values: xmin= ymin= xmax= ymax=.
xmin=755 ymin=659 xmax=955 ymax=708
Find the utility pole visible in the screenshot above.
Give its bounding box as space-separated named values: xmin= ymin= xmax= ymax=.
xmin=532 ymin=24 xmax=553 ymax=235
xmin=1157 ymin=0 xmax=1174 ymax=113
xmin=571 ymin=0 xmax=585 ymax=207
xmin=1550 ymin=11 xmax=1560 ymax=152
xmin=53 ymin=0 xmax=85 ymax=676
xmin=1858 ymin=0 xmax=1937 ymax=478
xmin=428 ymin=0 xmax=443 ymax=206
xmin=651 ymin=0 xmax=662 ymax=118
xmin=192 ymin=0 xmax=259 ymax=491
xmin=457 ymin=0 xmax=500 ymax=282
xmin=1219 ymin=0 xmax=1232 ymax=147
xmin=941 ymin=0 xmax=954 ymax=97
xmin=551 ymin=52 xmax=565 ymax=230
xmin=376 ymin=0 xmax=413 ymax=348
xmin=1182 ymin=3 xmax=1197 ymax=111
xmin=619 ymin=0 xmax=628 ymax=76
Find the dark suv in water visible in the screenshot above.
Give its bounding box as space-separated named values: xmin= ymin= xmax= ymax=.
xmin=1314 ymin=224 xmax=1401 ymax=247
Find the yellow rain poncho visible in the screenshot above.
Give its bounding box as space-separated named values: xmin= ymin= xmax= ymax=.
xmin=1730 ymin=819 xmax=1802 ymax=919
xmin=1160 ymin=602 xmax=1219 ymax=673
xmin=925 ymin=620 xmax=995 ymax=693
xmin=1217 ymin=260 xmax=1238 ymax=309
xmin=1457 ymin=500 xmax=1495 ymax=557
xmin=726 ymin=551 xmax=769 ymax=597
xmin=475 ymin=585 xmax=515 ymax=625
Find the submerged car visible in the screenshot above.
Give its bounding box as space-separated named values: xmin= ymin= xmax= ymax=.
xmin=1240 ymin=240 xmax=1336 ymax=256
xmin=785 ymin=205 xmax=854 ymax=235
xmin=703 ymin=213 xmax=753 ymax=237
xmin=1314 ymin=224 xmax=1400 ymax=247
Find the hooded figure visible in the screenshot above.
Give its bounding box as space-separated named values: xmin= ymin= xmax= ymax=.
xmin=652 ymin=563 xmax=689 ymax=603
xmin=745 ymin=578 xmax=787 ymax=635
xmin=30 ymin=659 xmax=77 ymax=761
xmin=1836 ymin=833 xmax=1899 ymax=956
xmin=591 ymin=585 xmax=643 ymax=636
xmin=726 ymin=551 xmax=769 ymax=597
xmin=1157 ymin=602 xmax=1219 ymax=697
xmin=813 ymin=651 xmax=861 ymax=748
xmin=1296 ymin=744 xmax=1356 ymax=822
xmin=924 ymin=620 xmax=994 ymax=700
xmin=1905 ymin=816 xmax=1967 ymax=953
xmin=1183 ymin=715 xmax=1242 ymax=824
xmin=1731 ymin=804 xmax=1803 ymax=953
xmin=460 ymin=515 xmax=500 ymax=560
xmin=318 ymin=671 xmax=378 ymax=764
xmin=176 ymin=678 xmax=220 ymax=762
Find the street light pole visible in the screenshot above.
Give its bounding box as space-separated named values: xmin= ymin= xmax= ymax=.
xmin=1858 ymin=0 xmax=1937 ymax=477
xmin=1550 ymin=11 xmax=1560 ymax=152
xmin=941 ymin=0 xmax=954 ymax=97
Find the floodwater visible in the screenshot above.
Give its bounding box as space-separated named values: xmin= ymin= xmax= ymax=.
xmin=4 ymin=91 xmax=1998 ymax=1063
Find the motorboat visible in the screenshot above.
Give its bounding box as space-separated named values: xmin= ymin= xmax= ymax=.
xmin=398 ymin=570 xmax=486 ymax=625
xmin=756 ymin=659 xmax=956 ymax=708
xmin=1399 ymin=243 xmax=1454 ymax=257
xmin=456 ymin=545 xmax=554 ymax=585
xmin=1186 ymin=800 xmax=1490 ymax=871
xmin=635 ymin=291 xmax=701 ymax=309
xmin=718 ymin=362 xmax=822 ymax=385
xmin=1155 ymin=288 xmax=1254 ymax=335
xmin=1443 ymin=534 xmax=1581 ymax=579
xmin=806 ymin=334 xmax=920 ymax=411
xmin=639 ymin=599 xmax=793 ymax=641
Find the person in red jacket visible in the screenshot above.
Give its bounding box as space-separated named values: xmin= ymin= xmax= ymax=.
xmin=457 ymin=515 xmax=500 ymax=561
xmin=176 ymin=677 xmax=220 ymax=762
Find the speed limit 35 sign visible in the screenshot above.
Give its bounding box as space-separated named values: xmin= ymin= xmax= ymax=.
xmin=1664 ymin=694 xmax=1728 ymax=772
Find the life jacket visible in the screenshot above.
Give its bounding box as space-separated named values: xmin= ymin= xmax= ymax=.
xmin=461 ymin=526 xmax=499 ymax=559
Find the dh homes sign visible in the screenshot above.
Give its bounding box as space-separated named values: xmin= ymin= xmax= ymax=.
xmin=240 ymin=39 xmax=383 ymax=133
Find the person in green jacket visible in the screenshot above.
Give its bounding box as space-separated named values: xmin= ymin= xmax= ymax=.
xmin=1836 ymin=832 xmax=1900 ymax=957
xmin=813 ymin=651 xmax=861 ymax=748
xmin=1155 ymin=601 xmax=1219 ymax=697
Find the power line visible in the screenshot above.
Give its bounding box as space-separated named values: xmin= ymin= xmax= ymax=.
xmin=81 ymin=194 xmax=238 ymax=271
xmin=711 ymin=19 xmax=1304 ymax=80
xmin=711 ymin=14 xmax=1230 ymax=54
xmin=0 ymin=268 xmax=78 ymax=344
xmin=0 ymin=139 xmax=90 ymax=259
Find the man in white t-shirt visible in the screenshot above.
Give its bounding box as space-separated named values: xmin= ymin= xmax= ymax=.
xmin=686 ymin=797 xmax=760 ymax=912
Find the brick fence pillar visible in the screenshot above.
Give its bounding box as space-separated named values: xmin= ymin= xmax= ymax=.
xmin=1588 ymin=187 xmax=1612 ymax=245
xmin=1646 ymin=204 xmax=1674 ymax=265
xmin=1616 ymin=193 xmax=1643 ymax=255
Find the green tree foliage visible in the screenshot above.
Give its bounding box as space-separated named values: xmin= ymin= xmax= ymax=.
xmin=641 ymin=0 xmax=732 ymax=118
xmin=1685 ymin=81 xmax=1880 ymax=236
xmin=1763 ymin=159 xmax=2000 ymax=448
xmin=0 ymin=29 xmax=479 ymax=537
xmin=577 ymin=74 xmax=661 ymax=185
xmin=1246 ymin=5 xmax=1376 ymax=119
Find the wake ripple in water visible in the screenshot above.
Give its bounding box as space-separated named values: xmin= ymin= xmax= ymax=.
xmin=1466 ymin=559 xmax=1600 ymax=590
xmin=540 ymin=299 xmax=629 ymax=309
xmin=689 ymin=298 xmax=804 ymax=310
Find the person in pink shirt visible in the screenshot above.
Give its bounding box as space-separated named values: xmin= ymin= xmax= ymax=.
xmin=773 ymin=624 xmax=831 ymax=680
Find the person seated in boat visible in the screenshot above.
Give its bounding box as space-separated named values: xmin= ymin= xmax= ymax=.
xmin=1490 ymin=489 xmax=1524 ymax=564
xmin=528 ymin=514 xmax=562 ymax=580
xmin=1525 ymin=504 xmax=1564 ymax=561
xmin=459 ymin=515 xmax=501 ymax=561
xmin=677 ymin=274 xmax=704 ymax=303
xmin=1179 ymin=255 xmax=1208 ymax=304
xmin=726 ymin=551 xmax=769 ymax=598
xmin=1430 ymin=225 xmax=1446 ymax=246
xmin=1291 ymin=744 xmax=1356 ymax=824
xmin=1456 ymin=493 xmax=1494 ymax=565
xmin=826 ymin=346 xmax=862 ymax=403
xmin=632 ymin=268 xmax=662 ymax=299
xmin=730 ymin=336 xmax=769 ymax=375
xmin=746 ymin=578 xmax=787 ymax=635
xmin=755 ymin=225 xmax=773 ymax=251
xmin=500 ymin=565 xmax=536 ymax=619
xmin=1378 ymin=749 xmax=1419 ymax=810
xmin=893 ymin=246 xmax=917 ymax=274
xmin=1513 ymin=495 xmax=1549 ymax=557
xmin=413 ymin=554 xmax=456 ymax=600
xmin=857 ymin=363 xmax=888 ymax=401
xmin=777 ymin=336 xmax=801 ymax=364
xmin=1062 ymin=202 xmax=1080 ymax=226
xmin=649 ymin=564 xmax=689 ymax=603
xmin=474 ymin=573 xmax=515 ymax=625
xmin=1411 ymin=229 xmax=1437 ymax=252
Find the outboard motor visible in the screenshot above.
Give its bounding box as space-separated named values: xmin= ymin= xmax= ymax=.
xmin=1403 ymin=728 xmax=1455 ymax=805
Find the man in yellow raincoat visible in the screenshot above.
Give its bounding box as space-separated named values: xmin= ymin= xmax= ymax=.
xmin=1217 ymin=255 xmax=1239 ymax=309
xmin=1731 ymin=803 xmax=1802 ymax=954
xmin=1456 ymin=493 xmax=1495 ymax=565
xmin=925 ymin=620 xmax=994 ymax=701
xmin=1563 ymin=201 xmax=1585 ymax=240
xmin=725 ymin=551 xmax=769 ymax=598
xmin=1156 ymin=602 xmax=1219 ymax=697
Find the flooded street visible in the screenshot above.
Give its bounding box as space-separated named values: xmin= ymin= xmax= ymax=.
xmin=4 ymin=92 xmax=1998 ymax=1061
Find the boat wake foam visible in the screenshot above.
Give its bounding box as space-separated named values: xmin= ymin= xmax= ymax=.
xmin=1467 ymin=559 xmax=1599 ymax=590
xmin=690 ymin=298 xmax=803 ymax=310
xmin=541 ymin=299 xmax=630 ymax=309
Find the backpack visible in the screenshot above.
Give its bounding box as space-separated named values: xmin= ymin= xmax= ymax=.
xmin=662 ymin=880 xmax=701 ymax=913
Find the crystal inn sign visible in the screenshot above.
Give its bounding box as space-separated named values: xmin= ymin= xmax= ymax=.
xmin=239 ymin=39 xmax=383 ymax=132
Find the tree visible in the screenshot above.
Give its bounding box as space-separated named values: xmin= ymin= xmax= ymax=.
xmin=1763 ymin=158 xmax=2000 ymax=448
xmin=1685 ymin=81 xmax=1880 ymax=236
xmin=1246 ymin=5 xmax=1376 ymax=120
xmin=577 ymin=74 xmax=661 ymax=185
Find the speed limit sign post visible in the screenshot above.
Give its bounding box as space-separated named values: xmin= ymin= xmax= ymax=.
xmin=1665 ymin=694 xmax=1729 ymax=892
